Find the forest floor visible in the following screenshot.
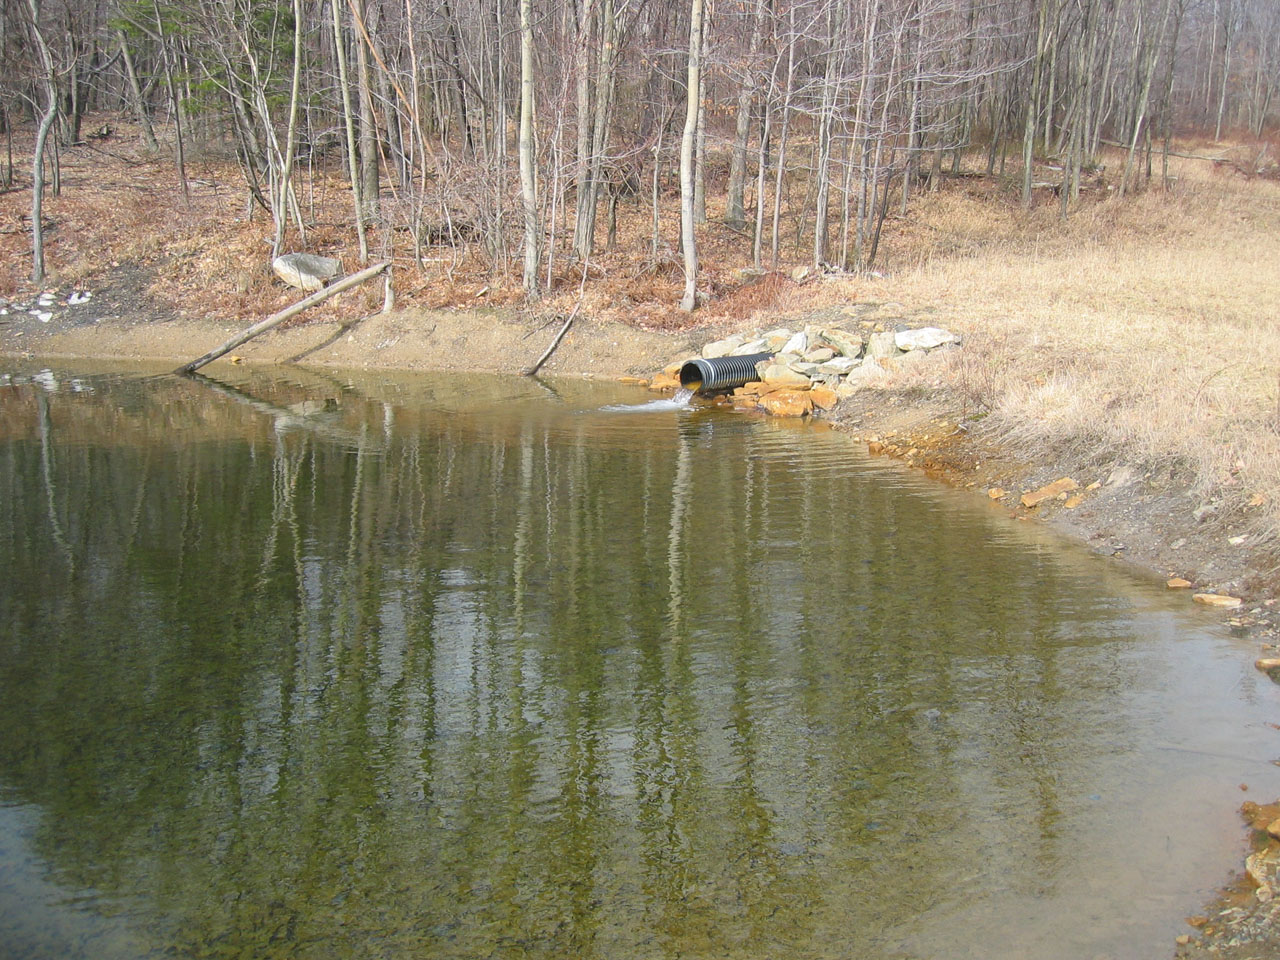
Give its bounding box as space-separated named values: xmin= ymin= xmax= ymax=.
xmin=3 ymin=118 xmax=1280 ymax=956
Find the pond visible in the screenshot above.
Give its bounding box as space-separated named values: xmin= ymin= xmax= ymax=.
xmin=1 ymin=363 xmax=1277 ymax=960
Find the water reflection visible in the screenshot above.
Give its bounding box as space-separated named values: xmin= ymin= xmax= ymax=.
xmin=0 ymin=364 xmax=1277 ymax=960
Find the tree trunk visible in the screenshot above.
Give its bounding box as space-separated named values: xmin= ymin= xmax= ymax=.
xmin=679 ymin=0 xmax=705 ymax=312
xmin=354 ymin=0 xmax=379 ymax=220
xmin=519 ymin=0 xmax=540 ymax=297
xmin=26 ymin=0 xmax=58 ymax=285
xmin=273 ymin=0 xmax=305 ymax=258
xmin=331 ymin=0 xmax=368 ymax=261
xmin=117 ymin=30 xmax=158 ymax=150
xmin=726 ymin=0 xmax=765 ymax=228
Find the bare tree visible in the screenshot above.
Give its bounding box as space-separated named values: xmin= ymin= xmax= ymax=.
xmin=679 ymin=0 xmax=705 ymax=312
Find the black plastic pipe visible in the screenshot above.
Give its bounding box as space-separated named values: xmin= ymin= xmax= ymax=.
xmin=679 ymin=352 xmax=773 ymax=393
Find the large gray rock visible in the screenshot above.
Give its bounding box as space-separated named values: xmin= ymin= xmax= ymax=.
xmin=702 ymin=335 xmax=746 ymax=359
xmin=818 ymin=356 xmax=860 ymax=375
xmin=822 ymin=328 xmax=864 ymax=358
xmin=731 ymin=339 xmax=771 ymax=356
xmin=866 ymin=330 xmax=900 ymax=359
xmin=273 ymin=253 xmax=342 ymax=292
xmin=782 ymin=330 xmax=808 ymax=355
xmin=895 ymin=326 xmax=961 ymax=351
xmin=762 ymin=363 xmax=812 ymax=387
xmin=846 ymin=357 xmax=888 ymax=382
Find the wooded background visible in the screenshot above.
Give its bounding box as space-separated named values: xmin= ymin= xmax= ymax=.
xmin=4 ymin=0 xmax=1278 ymax=297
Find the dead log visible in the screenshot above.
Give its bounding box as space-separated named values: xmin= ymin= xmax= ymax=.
xmin=523 ymin=301 xmax=581 ymax=376
xmin=175 ymin=261 xmax=389 ymax=374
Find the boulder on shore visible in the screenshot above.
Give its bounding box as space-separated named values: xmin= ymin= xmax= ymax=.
xmin=273 ymin=253 xmax=342 ymax=292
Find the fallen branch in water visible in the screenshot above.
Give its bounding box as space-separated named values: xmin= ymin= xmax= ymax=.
xmin=174 ymin=260 xmax=389 ymax=374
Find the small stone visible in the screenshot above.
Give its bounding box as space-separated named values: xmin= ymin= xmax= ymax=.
xmin=790 ymin=264 xmax=815 ymax=283
xmin=1167 ymin=578 xmax=1193 ymax=589
xmin=988 ymin=488 xmax=1006 ymax=500
xmin=1175 ymin=935 xmax=1191 ymax=945
xmin=1086 ymin=481 xmax=1102 ymax=491
xmin=1021 ymin=477 xmax=1079 ymax=508
xmin=1064 ymin=495 xmax=1084 ymax=509
xmin=649 ymin=373 xmax=681 ymax=392
xmin=1255 ymin=658 xmax=1280 ymax=671
xmin=1196 ymin=594 xmax=1243 ymax=608
xmin=1228 ymin=535 xmax=1248 ymax=545
xmin=804 ymin=347 xmax=836 ymax=363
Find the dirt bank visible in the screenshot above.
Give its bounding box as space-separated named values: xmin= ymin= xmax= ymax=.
xmin=5 ymin=276 xmax=1273 ymax=614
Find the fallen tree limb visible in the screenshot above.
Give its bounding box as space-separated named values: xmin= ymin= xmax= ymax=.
xmin=523 ymin=301 xmax=581 ymax=376
xmin=1099 ymin=139 xmax=1227 ymax=162
xmin=174 ymin=260 xmax=389 ymax=374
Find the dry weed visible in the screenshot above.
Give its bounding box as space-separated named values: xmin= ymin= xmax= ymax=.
xmin=871 ymin=148 xmax=1280 ymax=563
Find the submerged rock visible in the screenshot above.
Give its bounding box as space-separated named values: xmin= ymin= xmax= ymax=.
xmin=1195 ymin=593 xmax=1243 ymax=608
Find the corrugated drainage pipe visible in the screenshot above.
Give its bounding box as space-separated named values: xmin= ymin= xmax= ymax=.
xmin=679 ymin=352 xmax=773 ymax=393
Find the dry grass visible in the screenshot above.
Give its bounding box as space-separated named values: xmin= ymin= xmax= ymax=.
xmin=850 ymin=152 xmax=1280 ymax=563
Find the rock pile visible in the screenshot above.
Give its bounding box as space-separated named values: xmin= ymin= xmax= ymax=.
xmin=650 ymin=320 xmax=961 ymax=417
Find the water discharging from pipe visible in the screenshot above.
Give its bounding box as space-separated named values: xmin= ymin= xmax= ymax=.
xmin=600 ymin=387 xmax=694 ymax=413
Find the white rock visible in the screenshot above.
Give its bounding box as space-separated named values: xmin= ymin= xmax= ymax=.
xmin=762 ymin=363 xmax=811 ymax=386
xmin=895 ymin=326 xmax=961 ymax=351
xmin=272 ymin=252 xmax=342 ymax=292
xmin=847 ymin=357 xmax=888 ymax=381
xmin=818 ymin=356 xmax=859 ymax=375
xmin=702 ymin=335 xmax=745 ymax=359
xmin=782 ymin=331 xmax=808 ymax=354
xmin=731 ymin=339 xmax=770 ymax=356
xmin=822 ymin=329 xmax=864 ymax=358
xmin=866 ymin=331 xmax=899 ymax=359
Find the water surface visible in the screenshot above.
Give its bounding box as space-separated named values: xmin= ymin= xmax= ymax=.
xmin=1 ymin=363 xmax=1277 ymax=960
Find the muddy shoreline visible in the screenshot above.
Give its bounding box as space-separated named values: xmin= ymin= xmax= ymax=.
xmin=4 ymin=291 xmax=1280 ymax=957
